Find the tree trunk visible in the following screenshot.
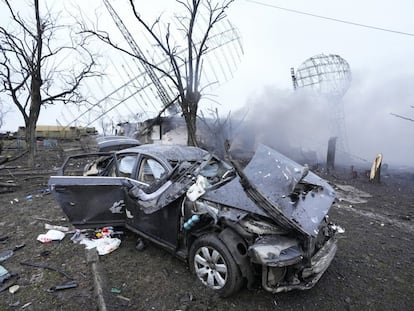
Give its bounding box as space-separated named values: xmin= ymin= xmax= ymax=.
xmin=182 ymin=94 xmax=199 ymax=147
xmin=25 ymin=121 xmax=36 ymax=168
xmin=26 ymin=75 xmax=42 ymax=168
xmin=184 ymin=112 xmax=198 ymax=147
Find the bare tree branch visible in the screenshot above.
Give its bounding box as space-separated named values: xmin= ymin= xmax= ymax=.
xmin=391 ymin=112 xmax=414 ymax=123
xmin=0 ymin=0 xmax=98 ymax=167
xmin=81 ymin=28 xmax=180 ymax=91
xmin=81 ymin=0 xmax=234 ymax=146
xmin=129 ymin=0 xmax=185 ymax=96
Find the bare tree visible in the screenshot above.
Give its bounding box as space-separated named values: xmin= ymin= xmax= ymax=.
xmin=391 ymin=106 xmax=414 ymax=123
xmin=84 ymin=0 xmax=234 ymax=146
xmin=0 ymin=100 xmax=6 ymax=155
xmin=0 ymin=0 xmax=98 ymax=167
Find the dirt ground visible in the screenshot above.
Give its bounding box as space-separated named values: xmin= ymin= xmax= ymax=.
xmin=0 ymin=142 xmax=413 ymax=311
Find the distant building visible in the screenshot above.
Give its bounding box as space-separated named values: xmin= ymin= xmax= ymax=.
xmin=17 ymin=125 xmax=97 ymax=140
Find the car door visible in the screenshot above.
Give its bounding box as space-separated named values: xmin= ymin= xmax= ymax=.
xmin=48 ymin=153 xmax=139 ymax=229
xmin=124 ymin=155 xmax=182 ymax=250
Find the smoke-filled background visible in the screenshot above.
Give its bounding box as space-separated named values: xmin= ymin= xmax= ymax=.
xmin=1 ymin=0 xmax=413 ymax=170
xmin=228 ymin=71 xmax=414 ymax=168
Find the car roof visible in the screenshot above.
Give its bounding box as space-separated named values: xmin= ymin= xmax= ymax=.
xmin=98 ymin=138 xmax=140 ymax=150
xmin=117 ymin=144 xmax=209 ymax=162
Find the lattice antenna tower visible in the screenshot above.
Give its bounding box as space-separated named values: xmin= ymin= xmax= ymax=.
xmin=103 ymin=0 xmax=178 ymax=114
xmin=291 ymin=54 xmax=352 ymax=156
xmin=56 ymin=2 xmax=243 ymax=131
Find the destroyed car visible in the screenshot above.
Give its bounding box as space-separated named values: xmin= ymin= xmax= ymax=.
xmin=48 ymin=144 xmax=341 ymax=297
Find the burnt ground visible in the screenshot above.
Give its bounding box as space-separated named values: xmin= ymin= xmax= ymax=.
xmin=0 ymin=142 xmax=413 ymax=311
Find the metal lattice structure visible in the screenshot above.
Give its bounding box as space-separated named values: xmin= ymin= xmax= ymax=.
xmin=56 ymin=3 xmax=243 ymax=133
xmin=103 ymin=0 xmax=178 ymax=114
xmin=294 ymin=54 xmax=351 ymax=98
xmin=292 ymin=54 xmax=352 ymax=157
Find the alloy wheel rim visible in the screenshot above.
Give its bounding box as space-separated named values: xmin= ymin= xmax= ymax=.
xmin=194 ymin=246 xmax=228 ymax=289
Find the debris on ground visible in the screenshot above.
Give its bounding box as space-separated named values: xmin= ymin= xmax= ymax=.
xmin=36 ymin=229 xmax=66 ymax=243
xmin=0 ymin=141 xmax=413 ymax=310
xmin=47 ymin=280 xmax=78 ymax=292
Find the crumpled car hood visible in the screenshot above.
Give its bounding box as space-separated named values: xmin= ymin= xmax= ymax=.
xmin=204 ymin=145 xmax=336 ymax=237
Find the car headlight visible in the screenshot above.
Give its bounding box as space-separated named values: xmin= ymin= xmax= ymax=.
xmin=248 ymin=235 xmax=303 ymax=267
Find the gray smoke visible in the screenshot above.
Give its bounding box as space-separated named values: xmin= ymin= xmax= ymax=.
xmin=230 ymin=72 xmax=414 ymax=168
xmin=230 ymin=86 xmax=336 ymax=165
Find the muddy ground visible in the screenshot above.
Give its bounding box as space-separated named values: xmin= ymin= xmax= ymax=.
xmin=0 ymin=142 xmax=413 ymax=310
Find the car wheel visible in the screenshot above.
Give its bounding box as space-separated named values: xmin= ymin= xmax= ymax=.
xmin=189 ymin=234 xmax=243 ymax=297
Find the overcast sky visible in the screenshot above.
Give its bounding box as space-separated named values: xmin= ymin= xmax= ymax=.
xmin=1 ymin=0 xmax=414 ymax=166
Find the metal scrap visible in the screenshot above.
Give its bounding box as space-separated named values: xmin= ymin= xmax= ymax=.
xmin=47 ymin=280 xmax=78 ymax=292
xmin=20 ymin=261 xmax=74 ymax=280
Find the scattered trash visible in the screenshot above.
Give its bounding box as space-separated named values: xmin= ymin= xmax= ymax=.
xmin=96 ymin=237 xmax=121 ymax=255
xmin=44 ymin=223 xmax=69 ymax=232
xmin=20 ymin=261 xmax=74 ymax=280
xmin=37 ymin=188 xmax=51 ymax=195
xmin=111 ymin=288 xmax=122 ymax=294
xmin=116 ymin=295 xmax=130 ymax=302
xmin=80 ymin=236 xmax=121 ymax=255
xmin=0 ymin=265 xmax=11 ymax=284
xmin=26 ymin=195 xmax=33 ymax=201
xmin=21 ymin=302 xmax=32 ymax=309
xmin=73 ymin=227 xmax=123 ymax=254
xmin=47 ymin=280 xmax=78 ymax=292
xmin=80 ymin=239 xmax=98 ymax=250
xmin=8 ymin=301 xmax=20 ymax=307
xmin=330 ymin=224 xmax=346 ymax=234
xmin=37 ymin=230 xmax=65 ymax=243
xmin=94 ymin=227 xmax=123 ymax=239
xmin=9 ymin=284 xmax=19 ymax=294
xmin=0 ymin=243 xmax=25 ymax=262
xmin=95 ymin=227 xmax=113 ymax=238
xmin=0 ymin=279 xmax=18 ymax=294
xmin=10 ymin=198 xmax=19 ymax=204
xmin=0 ymin=250 xmax=13 ymax=262
xmin=70 ymin=229 xmax=83 ymax=243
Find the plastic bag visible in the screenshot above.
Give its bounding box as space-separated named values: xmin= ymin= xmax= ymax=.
xmin=37 ymin=230 xmax=65 ymax=243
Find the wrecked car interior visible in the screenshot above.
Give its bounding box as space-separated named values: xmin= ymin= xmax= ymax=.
xmin=48 ymin=144 xmax=341 ymax=297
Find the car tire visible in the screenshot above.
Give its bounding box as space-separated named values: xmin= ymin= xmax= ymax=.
xmin=189 ymin=234 xmax=243 ymax=297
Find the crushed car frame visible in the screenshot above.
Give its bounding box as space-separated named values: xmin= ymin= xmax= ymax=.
xmin=48 ymin=144 xmax=341 ymax=297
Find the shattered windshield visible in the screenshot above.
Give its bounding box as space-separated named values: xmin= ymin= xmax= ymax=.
xmin=133 ymin=154 xmax=235 ymax=214
xmin=199 ymin=155 xmax=234 ymax=185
